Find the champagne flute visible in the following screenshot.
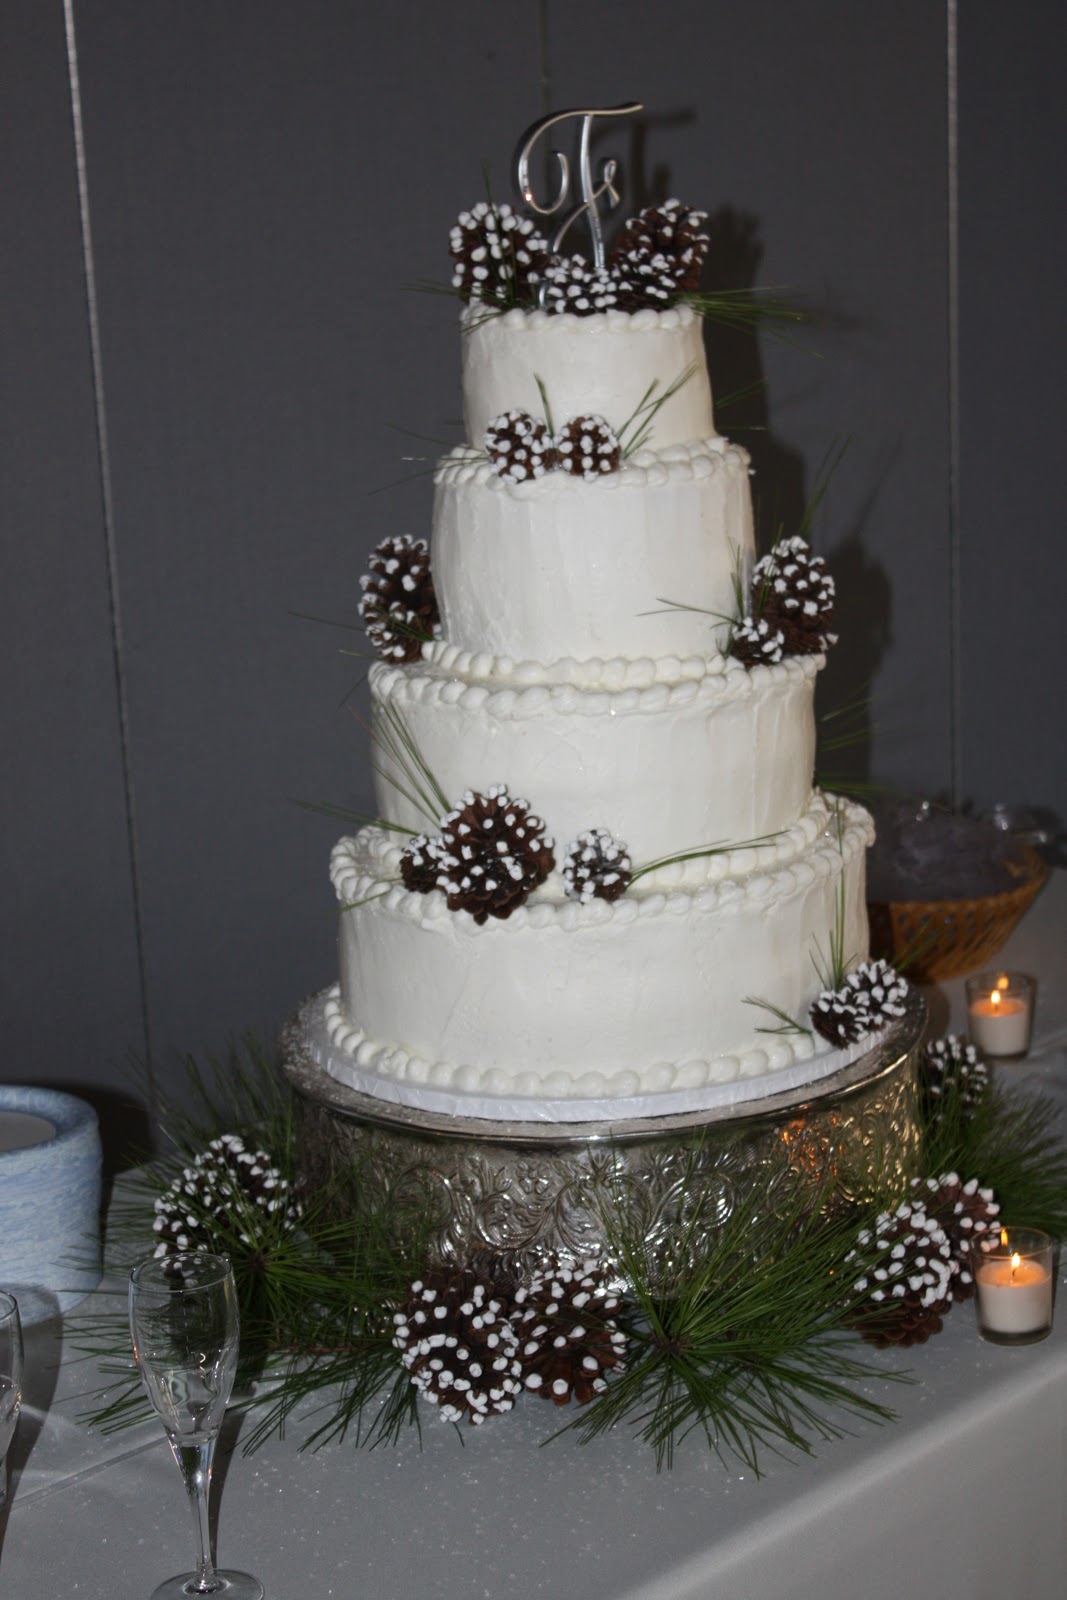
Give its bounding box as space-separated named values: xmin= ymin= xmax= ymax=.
xmin=0 ymin=1292 xmax=23 ymax=1511
xmin=129 ymin=1254 xmax=263 ymax=1599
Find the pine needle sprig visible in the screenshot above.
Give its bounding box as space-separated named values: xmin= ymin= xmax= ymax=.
xmin=743 ymin=997 xmax=813 ymax=1039
xmin=629 ymin=832 xmax=782 ymax=887
xmin=617 ymin=365 xmax=698 ymax=457
xmin=680 ymin=286 xmax=807 ymax=339
xmin=361 ymin=701 xmax=450 ymax=828
xmin=922 ymin=1081 xmax=1067 ymax=1239
xmin=562 ymin=1169 xmax=902 ymax=1472
xmin=293 ymin=799 xmax=417 ymax=837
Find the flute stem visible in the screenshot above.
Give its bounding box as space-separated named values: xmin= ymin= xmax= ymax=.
xmin=169 ymin=1436 xmax=222 ymax=1594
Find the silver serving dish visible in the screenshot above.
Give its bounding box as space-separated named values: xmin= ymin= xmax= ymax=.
xmin=281 ymin=990 xmax=926 ymax=1281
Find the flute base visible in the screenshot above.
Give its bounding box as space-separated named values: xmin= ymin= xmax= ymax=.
xmin=150 ymin=1570 xmax=263 ymax=1599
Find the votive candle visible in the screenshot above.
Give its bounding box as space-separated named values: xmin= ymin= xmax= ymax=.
xmin=973 ymin=1226 xmax=1054 ymax=1344
xmin=965 ymin=971 xmax=1034 ymax=1057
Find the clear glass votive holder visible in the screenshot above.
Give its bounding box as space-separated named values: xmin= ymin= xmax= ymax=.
xmin=971 ymin=1226 xmax=1054 ymax=1345
xmin=964 ymin=970 xmax=1035 ymax=1058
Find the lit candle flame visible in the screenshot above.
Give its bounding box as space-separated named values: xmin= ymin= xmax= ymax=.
xmin=1011 ymin=1251 xmax=1021 ymax=1281
xmin=989 ymin=988 xmax=1002 ymax=1010
xmin=1000 ymin=1227 xmax=1009 ymax=1248
xmin=996 ymin=974 xmax=1010 ymax=991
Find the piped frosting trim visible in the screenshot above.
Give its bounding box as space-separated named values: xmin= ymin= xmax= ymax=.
xmin=460 ymin=302 xmax=703 ymax=338
xmin=434 ymin=435 xmax=749 ymax=494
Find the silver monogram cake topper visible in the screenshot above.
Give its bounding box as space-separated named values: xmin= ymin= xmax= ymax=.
xmin=514 ymin=101 xmax=642 ymax=271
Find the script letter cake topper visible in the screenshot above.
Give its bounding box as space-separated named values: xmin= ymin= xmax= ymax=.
xmin=514 ymin=101 xmax=642 ymax=273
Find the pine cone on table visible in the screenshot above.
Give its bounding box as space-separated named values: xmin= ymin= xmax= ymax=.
xmin=608 ymin=199 xmax=710 ymax=298
xmin=484 ymin=411 xmax=557 ymax=482
xmin=909 ymin=1173 xmax=1000 ymax=1301
xmin=392 ymin=1269 xmax=523 ymax=1426
xmin=562 ymin=829 xmax=632 ymax=904
xmin=750 ymin=536 xmax=836 ymax=656
xmin=512 ymin=1259 xmax=626 ymax=1405
xmin=730 ymin=616 xmax=786 ymax=669
xmin=153 ymin=1134 xmax=297 ymax=1260
xmin=846 ymin=1199 xmax=958 ymax=1346
xmin=449 ymin=201 xmax=549 ymax=308
xmin=436 ymin=785 xmax=554 ymax=924
xmin=359 ymin=536 xmax=440 ymax=664
xmin=555 ymin=415 xmax=622 ymax=480
xmin=921 ymin=1035 xmax=991 ymax=1120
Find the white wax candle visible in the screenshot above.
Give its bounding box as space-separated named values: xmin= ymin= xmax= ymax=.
xmin=0 ymin=1111 xmax=56 ymax=1154
xmin=967 ymin=991 xmax=1030 ymax=1055
xmin=975 ymin=1256 xmax=1052 ymax=1335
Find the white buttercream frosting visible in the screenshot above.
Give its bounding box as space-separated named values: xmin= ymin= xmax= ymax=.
xmin=461 ymin=304 xmax=715 ymax=449
xmin=432 ymin=437 xmax=753 ymax=663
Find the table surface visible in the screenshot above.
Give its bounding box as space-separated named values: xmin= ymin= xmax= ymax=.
xmin=2 ymin=873 xmax=1066 ymax=1600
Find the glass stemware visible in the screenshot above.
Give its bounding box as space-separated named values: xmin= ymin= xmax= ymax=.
xmin=129 ymin=1254 xmax=263 ymax=1599
xmin=0 ymin=1292 xmax=23 ymax=1511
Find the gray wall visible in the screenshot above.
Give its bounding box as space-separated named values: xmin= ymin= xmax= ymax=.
xmin=3 ymin=2 xmax=1064 ymax=1129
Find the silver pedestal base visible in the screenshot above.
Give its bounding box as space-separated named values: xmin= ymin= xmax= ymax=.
xmin=281 ymin=991 xmax=926 ymax=1279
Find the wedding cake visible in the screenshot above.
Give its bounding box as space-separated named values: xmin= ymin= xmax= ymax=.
xmin=309 ymin=120 xmax=888 ymax=1124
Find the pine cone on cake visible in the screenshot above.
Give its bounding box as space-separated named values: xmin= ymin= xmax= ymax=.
xmin=392 ymin=1268 xmax=523 ymax=1426
xmin=359 ymin=536 xmax=440 ymax=664
xmin=921 ymin=1034 xmax=991 ymax=1119
xmin=554 ymin=415 xmax=622 ymax=480
xmin=484 ymin=411 xmax=558 ymax=482
xmin=436 ymin=785 xmax=554 ymax=924
xmin=399 ymin=833 xmax=445 ymax=894
xmin=153 ymin=1134 xmax=297 ymax=1261
xmin=909 ymin=1173 xmax=1000 ymax=1301
xmin=542 ymin=255 xmax=620 ymax=317
xmin=810 ymin=959 xmax=908 ymax=1047
xmin=607 ymin=198 xmax=710 ymax=299
xmin=846 ymin=1199 xmax=958 ymax=1346
xmin=750 ymin=536 xmax=836 ymax=656
xmin=512 ymin=1259 xmax=627 ymax=1405
xmin=729 ymin=615 xmax=785 ymax=669
xmin=449 ymin=202 xmax=550 ymax=308
xmin=563 ymin=829 xmax=632 ymax=904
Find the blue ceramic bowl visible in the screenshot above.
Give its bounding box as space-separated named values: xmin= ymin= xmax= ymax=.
xmin=0 ymin=1085 xmax=103 ymax=1325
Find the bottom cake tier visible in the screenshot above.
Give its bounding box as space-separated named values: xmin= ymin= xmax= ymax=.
xmin=327 ymin=792 xmax=874 ymax=1116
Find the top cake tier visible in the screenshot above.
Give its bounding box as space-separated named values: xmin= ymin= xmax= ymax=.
xmin=461 ymin=304 xmax=716 ymax=450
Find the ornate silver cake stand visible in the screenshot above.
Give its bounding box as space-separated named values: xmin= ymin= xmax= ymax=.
xmin=281 ymin=990 xmax=926 ymax=1280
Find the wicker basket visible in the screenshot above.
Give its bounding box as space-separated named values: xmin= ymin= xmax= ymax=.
xmin=868 ymin=844 xmax=1049 ymax=982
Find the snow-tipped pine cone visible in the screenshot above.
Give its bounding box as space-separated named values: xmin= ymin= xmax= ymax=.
xmin=909 ymin=1173 xmax=1000 ymax=1300
xmin=512 ymin=1259 xmax=626 ymax=1405
xmin=542 ymin=255 xmax=620 ymax=316
xmin=399 ymin=833 xmax=445 ymax=895
xmin=562 ymin=829 xmax=632 ymax=904
xmin=484 ymin=411 xmax=557 ymax=482
xmin=846 ymin=1200 xmax=958 ymax=1346
xmin=392 ymin=1269 xmax=523 ymax=1426
xmin=449 ymin=202 xmax=549 ymax=308
xmin=359 ymin=536 xmax=440 ymax=664
xmin=153 ymin=1134 xmax=297 ymax=1260
xmin=554 ymin=415 xmax=622 ymax=480
xmin=436 ymin=785 xmax=555 ymax=924
xmin=609 ymin=199 xmax=709 ymax=297
xmin=751 ymin=536 xmax=836 ymax=656
xmin=811 ymin=959 xmax=908 ymax=1047
xmin=922 ymin=1035 xmax=991 ymax=1119
xmin=730 ymin=615 xmax=785 ymax=668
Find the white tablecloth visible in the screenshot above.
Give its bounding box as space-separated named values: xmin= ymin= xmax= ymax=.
xmin=3 ymin=876 xmax=1065 ymax=1599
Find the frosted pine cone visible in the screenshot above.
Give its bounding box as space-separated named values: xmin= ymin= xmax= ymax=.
xmin=484 ymin=411 xmax=557 ymax=482
xmin=359 ymin=536 xmax=440 ymax=664
xmin=449 ymin=202 xmax=549 ymax=308
xmin=399 ymin=833 xmax=444 ymax=894
xmin=846 ymin=1199 xmax=958 ymax=1346
xmin=563 ymin=829 xmax=632 ymax=904
xmin=555 ymin=415 xmax=622 ymax=480
xmin=153 ymin=1134 xmax=297 ymax=1260
xmin=392 ymin=1269 xmax=523 ymax=1426
xmin=730 ymin=615 xmax=785 ymax=668
xmin=437 ymin=785 xmax=554 ymax=924
xmin=910 ymin=1173 xmax=1000 ymax=1301
xmin=609 ymin=199 xmax=710 ymax=298
xmin=751 ymin=536 xmax=836 ymax=656
xmin=542 ymin=255 xmax=619 ymax=316
xmin=811 ymin=959 xmax=908 ymax=1046
xmin=512 ymin=1259 xmax=626 ymax=1405
xmin=922 ymin=1035 xmax=991 ymax=1118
